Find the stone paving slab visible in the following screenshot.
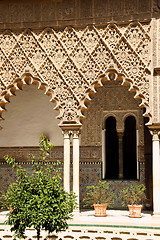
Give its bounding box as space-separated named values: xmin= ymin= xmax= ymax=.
xmin=68 ymin=210 xmax=160 ymax=228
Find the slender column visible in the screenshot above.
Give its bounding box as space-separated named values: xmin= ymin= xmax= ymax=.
xmin=73 ymin=130 xmax=80 ymax=211
xmin=118 ymin=132 xmax=124 ymax=179
xmin=102 ymin=129 xmax=106 ymax=179
xmin=63 ymin=130 xmax=71 ymax=193
xmin=136 ymin=130 xmax=139 ymax=179
xmin=151 ymin=130 xmax=160 ymax=215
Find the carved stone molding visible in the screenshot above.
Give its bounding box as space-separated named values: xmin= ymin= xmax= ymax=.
xmin=0 ymin=0 xmax=152 ymax=29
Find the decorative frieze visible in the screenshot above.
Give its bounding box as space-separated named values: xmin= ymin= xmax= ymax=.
xmin=0 ymin=146 xmax=102 ymax=163
xmin=0 ymin=0 xmax=152 ymax=29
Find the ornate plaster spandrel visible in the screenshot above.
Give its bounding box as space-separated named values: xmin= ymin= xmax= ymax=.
xmin=125 ymin=24 xmax=146 ymax=49
xmin=137 ymin=39 xmax=151 ymax=67
xmin=19 ymin=30 xmax=46 ymax=70
xmin=92 ymin=42 xmax=116 ymax=73
xmin=81 ymin=26 xmax=100 ymax=53
xmin=60 ymin=27 xmax=79 ymax=54
xmin=60 ymin=58 xmax=89 ymax=101
xmin=103 ymin=24 xmax=122 ymax=50
xmin=0 ymin=21 xmax=151 ymax=125
xmin=0 ymin=60 xmax=17 ymax=88
xmin=39 ymin=29 xmax=67 ymax=70
xmin=0 ymin=30 xmax=17 ymax=56
xmin=9 ymin=46 xmax=29 ymax=75
xmin=80 ymin=58 xmax=101 ymax=86
xmin=39 ymin=58 xmax=60 ymax=89
xmin=70 ymin=41 xmax=89 ymax=68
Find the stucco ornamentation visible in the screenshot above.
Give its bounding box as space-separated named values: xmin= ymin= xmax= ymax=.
xmin=0 ymin=22 xmax=151 ymax=125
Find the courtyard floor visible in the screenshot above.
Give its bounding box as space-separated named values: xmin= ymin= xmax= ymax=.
xmin=69 ymin=209 xmax=160 ymax=227
xmin=0 ymin=210 xmax=160 ymax=239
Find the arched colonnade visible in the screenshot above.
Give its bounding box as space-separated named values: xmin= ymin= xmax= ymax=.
xmin=0 ymin=22 xmax=160 ymax=215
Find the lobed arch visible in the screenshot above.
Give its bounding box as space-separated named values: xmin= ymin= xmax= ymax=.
xmin=82 ymin=67 xmax=152 ymax=125
xmin=0 ymin=72 xmax=59 ymax=126
xmin=0 ymin=68 xmax=152 ymax=128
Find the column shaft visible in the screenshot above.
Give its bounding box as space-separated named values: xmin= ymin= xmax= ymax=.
xmin=73 ymin=131 xmax=80 ymax=211
xmin=63 ymin=131 xmax=70 ymax=193
xmin=118 ymin=132 xmax=123 ymax=179
xmin=152 ymin=132 xmax=160 ymax=215
xmin=102 ymin=129 xmax=106 ymax=179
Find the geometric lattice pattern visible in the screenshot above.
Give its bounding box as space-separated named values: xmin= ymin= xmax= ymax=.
xmin=0 ymin=21 xmax=151 ymax=124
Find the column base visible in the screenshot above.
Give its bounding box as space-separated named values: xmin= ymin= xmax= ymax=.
xmin=73 ymin=209 xmax=80 ymax=217
xmin=152 ymin=213 xmax=160 ymax=217
xmin=118 ymin=174 xmax=123 ymax=179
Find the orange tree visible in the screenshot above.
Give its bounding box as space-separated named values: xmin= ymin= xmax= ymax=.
xmin=2 ymin=135 xmax=77 ymax=240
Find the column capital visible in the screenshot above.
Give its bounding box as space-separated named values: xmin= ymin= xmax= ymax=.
xmin=59 ymin=123 xmax=81 ymax=131
xmin=148 ymin=124 xmax=160 ymax=139
xmin=72 ymin=129 xmax=81 ymax=139
xmin=61 ymin=129 xmax=72 ymax=139
xmin=117 ymin=130 xmax=124 ymax=137
xmin=149 ymin=129 xmax=160 ymax=140
xmin=59 ymin=123 xmax=81 ymax=138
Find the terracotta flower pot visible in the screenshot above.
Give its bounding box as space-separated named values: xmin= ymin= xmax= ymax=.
xmin=128 ymin=205 xmax=143 ymax=218
xmin=93 ymin=204 xmax=107 ymax=217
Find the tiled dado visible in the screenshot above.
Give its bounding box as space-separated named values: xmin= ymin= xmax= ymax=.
xmin=0 ymin=146 xmax=102 ymax=208
xmin=0 ymin=146 xmax=146 ymax=209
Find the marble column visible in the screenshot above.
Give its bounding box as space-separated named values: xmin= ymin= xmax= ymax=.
xmin=63 ymin=130 xmax=71 ymax=193
xmin=73 ymin=130 xmax=80 ymax=211
xmin=151 ymin=130 xmax=160 ymax=215
xmin=118 ymin=132 xmax=124 ymax=179
xmin=102 ymin=129 xmax=106 ymax=179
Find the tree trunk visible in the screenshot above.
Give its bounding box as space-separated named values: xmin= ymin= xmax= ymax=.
xmin=37 ymin=228 xmax=40 ymax=240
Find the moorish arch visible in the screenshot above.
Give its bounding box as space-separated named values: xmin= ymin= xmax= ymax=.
xmin=0 ymin=79 xmax=64 ymax=147
xmin=80 ymin=74 xmax=149 ymax=196
xmin=0 ymin=21 xmax=159 ymax=213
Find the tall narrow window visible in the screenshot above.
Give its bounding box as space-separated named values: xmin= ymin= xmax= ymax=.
xmin=123 ymin=116 xmax=137 ymax=179
xmin=105 ymin=116 xmax=119 ymax=179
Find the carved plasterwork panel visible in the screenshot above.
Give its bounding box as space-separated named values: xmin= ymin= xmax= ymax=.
xmin=0 ymin=22 xmax=151 ymax=125
xmin=81 ymin=81 xmax=144 ymax=151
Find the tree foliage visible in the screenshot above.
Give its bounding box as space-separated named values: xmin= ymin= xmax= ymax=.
xmin=1 ymin=134 xmax=77 ymax=239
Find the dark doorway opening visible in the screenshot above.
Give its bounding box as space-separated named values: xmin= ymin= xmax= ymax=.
xmin=105 ymin=116 xmax=119 ymax=179
xmin=123 ymin=116 xmax=137 ymax=179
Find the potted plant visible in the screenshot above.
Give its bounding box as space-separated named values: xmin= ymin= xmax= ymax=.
xmin=83 ymin=181 xmax=116 ymax=217
xmin=120 ymin=184 xmax=146 ymax=218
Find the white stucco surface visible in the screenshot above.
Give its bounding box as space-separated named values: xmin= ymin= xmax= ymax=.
xmin=0 ymin=85 xmax=63 ymax=146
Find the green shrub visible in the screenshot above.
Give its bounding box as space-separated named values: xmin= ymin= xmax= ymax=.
xmin=1 ymin=134 xmax=77 ymax=240
xmin=83 ymin=181 xmax=116 ymax=208
xmin=120 ymin=184 xmax=146 ymax=206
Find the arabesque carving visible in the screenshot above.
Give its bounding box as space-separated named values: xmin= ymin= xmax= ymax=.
xmin=0 ymin=22 xmax=151 ymax=125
